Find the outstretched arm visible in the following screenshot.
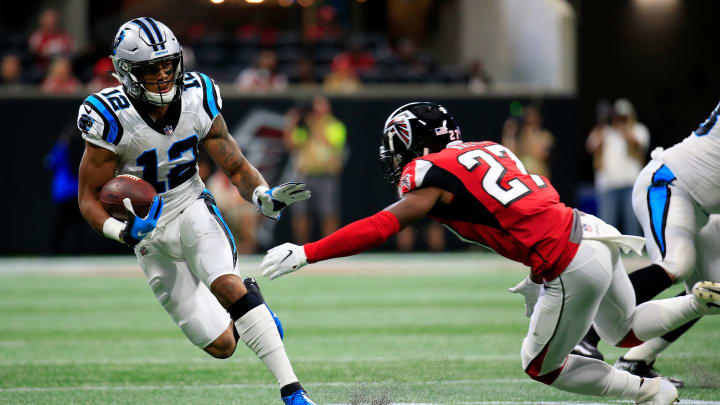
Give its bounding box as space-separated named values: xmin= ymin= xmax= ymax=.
xmin=202 ymin=113 xmax=267 ymax=201
xmin=261 ymin=186 xmax=447 ymax=279
xmin=202 ymin=114 xmax=310 ymax=219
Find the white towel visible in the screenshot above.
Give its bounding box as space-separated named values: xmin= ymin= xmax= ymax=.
xmin=580 ymin=213 xmax=646 ymax=255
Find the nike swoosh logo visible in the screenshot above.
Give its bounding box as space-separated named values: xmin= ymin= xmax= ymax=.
xmin=279 ymin=250 xmax=293 ymax=264
xmin=137 ymin=230 xmax=151 ymax=237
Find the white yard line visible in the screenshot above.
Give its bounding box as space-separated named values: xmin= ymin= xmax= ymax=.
xmin=1 ymin=381 xmax=716 ymax=405
xmin=0 ymin=254 xmax=653 ymax=276
xmin=0 ymin=354 xmax=519 ymax=366
xmin=1 ymin=351 xmax=709 ymax=366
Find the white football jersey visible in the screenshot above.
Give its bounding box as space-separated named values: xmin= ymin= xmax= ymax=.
xmin=657 ymin=101 xmax=720 ymax=212
xmin=77 ymin=71 xmax=222 ymax=224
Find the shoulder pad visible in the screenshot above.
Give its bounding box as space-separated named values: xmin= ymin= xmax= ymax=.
xmin=184 ymin=71 xmax=222 ymax=120
xmin=399 ymin=159 xmax=434 ymax=196
xmin=81 ymin=93 xmax=124 ymax=146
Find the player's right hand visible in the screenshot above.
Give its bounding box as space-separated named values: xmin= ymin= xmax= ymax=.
xmin=120 ymin=196 xmax=163 ymax=246
xmin=261 ymin=243 xmax=308 ymax=280
xmin=508 ymin=276 xmax=543 ymax=318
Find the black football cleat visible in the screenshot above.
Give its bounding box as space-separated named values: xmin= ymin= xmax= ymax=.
xmin=614 ymin=356 xmax=684 ymax=389
xmin=570 ymin=339 xmax=605 ymax=361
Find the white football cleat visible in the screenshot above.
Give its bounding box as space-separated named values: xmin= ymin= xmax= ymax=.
xmin=692 ymin=281 xmax=720 ymax=315
xmin=635 ymin=378 xmax=678 ymax=405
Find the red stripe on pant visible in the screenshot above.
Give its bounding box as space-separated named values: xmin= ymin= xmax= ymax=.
xmin=616 ymin=329 xmax=644 ymax=348
xmin=525 ymin=343 xmax=566 ymax=385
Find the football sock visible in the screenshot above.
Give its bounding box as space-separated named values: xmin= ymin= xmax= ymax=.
xmin=582 ymin=326 xmax=601 ymax=347
xmin=630 ymin=295 xmax=702 ymax=341
xmin=624 ymin=291 xmax=701 ymax=363
xmin=661 ymin=291 xmax=700 ymax=342
xmin=551 ymin=354 xmax=642 ymax=398
xmin=280 ymin=382 xmax=304 ymax=398
xmin=228 ymin=293 xmax=298 ymax=388
xmin=628 ymin=264 xmax=674 ymax=304
xmin=622 ymin=337 xmax=672 ymax=363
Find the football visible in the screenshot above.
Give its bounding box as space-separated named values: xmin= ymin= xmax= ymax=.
xmin=99 ymin=175 xmax=157 ymax=221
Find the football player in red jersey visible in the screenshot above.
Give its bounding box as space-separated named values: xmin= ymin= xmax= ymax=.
xmin=261 ymin=102 xmax=720 ymax=404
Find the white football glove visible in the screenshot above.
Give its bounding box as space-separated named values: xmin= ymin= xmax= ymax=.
xmin=261 ymin=243 xmax=308 ymax=280
xmin=253 ymin=183 xmax=311 ymax=220
xmin=508 ymin=276 xmax=543 ymax=318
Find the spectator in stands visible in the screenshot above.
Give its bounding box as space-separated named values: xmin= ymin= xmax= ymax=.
xmin=294 ymin=56 xmax=317 ymax=86
xmin=331 ymin=35 xmax=375 ymax=75
xmin=502 ymin=105 xmax=553 ymax=179
xmin=0 ymin=54 xmax=23 ymax=89
xmin=397 ymin=219 xmax=447 ymax=252
xmin=45 ymin=122 xmax=85 ymax=254
xmin=285 ymin=96 xmax=347 ymax=243
xmin=394 ymin=37 xmax=429 ymax=79
xmin=305 ymin=5 xmax=343 ymax=42
xmin=586 ymin=98 xmax=649 ymax=235
xmin=87 ymin=57 xmax=119 ymax=92
xmin=501 ymin=116 xmax=521 ymax=156
xmin=323 ymin=57 xmax=361 ymax=93
xmin=468 ymin=59 xmax=492 ymax=93
xmin=236 ymin=49 xmax=288 ymax=91
xmin=42 ymin=56 xmax=80 ymax=94
xmin=29 ymin=8 xmax=74 ymax=71
xmin=516 ymin=105 xmax=554 ymax=179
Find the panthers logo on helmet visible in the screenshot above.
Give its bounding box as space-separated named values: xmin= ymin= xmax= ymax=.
xmin=112 ymin=29 xmax=126 ymax=56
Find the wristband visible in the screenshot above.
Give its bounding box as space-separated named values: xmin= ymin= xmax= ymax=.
xmin=103 ymin=217 xmax=125 ymax=243
xmin=252 ymin=185 xmax=270 ymax=207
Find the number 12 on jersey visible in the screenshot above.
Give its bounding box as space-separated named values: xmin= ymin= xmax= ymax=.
xmin=136 ymin=135 xmax=200 ymax=193
xmin=457 ymin=144 xmax=546 ymax=206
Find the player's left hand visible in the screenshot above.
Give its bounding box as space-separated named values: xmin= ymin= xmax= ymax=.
xmin=261 ymin=243 xmax=308 ymax=280
xmin=253 ymin=183 xmax=311 ymax=220
xmin=508 ymin=276 xmax=543 ymax=318
xmin=120 ymin=196 xmax=163 ymax=246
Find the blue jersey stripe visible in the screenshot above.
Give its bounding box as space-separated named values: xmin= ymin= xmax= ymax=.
xmin=144 ymin=18 xmax=165 ymax=50
xmin=198 ymin=73 xmax=220 ymax=118
xmin=85 ymin=95 xmax=122 ymax=145
xmin=201 ymin=190 xmax=237 ymax=267
xmin=132 ymin=19 xmax=159 ymax=51
xmin=647 ymin=164 xmax=676 ymax=258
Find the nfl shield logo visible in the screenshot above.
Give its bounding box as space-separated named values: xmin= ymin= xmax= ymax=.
xmin=163 ymin=125 xmax=174 ymax=135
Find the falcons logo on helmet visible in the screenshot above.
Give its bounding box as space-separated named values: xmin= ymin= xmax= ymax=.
xmin=384 ymin=111 xmax=416 ymax=148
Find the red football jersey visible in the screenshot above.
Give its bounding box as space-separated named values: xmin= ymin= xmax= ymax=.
xmin=399 ymin=141 xmax=581 ymax=280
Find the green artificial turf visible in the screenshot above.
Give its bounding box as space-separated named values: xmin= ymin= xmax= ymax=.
xmin=1 ymin=254 xmax=718 ymax=404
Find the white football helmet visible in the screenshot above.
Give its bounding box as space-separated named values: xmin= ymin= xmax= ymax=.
xmin=110 ymin=18 xmax=184 ymax=106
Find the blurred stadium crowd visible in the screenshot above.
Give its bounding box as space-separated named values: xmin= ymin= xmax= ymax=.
xmin=0 ymin=4 xmax=491 ymax=94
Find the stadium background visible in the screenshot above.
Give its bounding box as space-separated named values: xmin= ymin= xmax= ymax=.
xmin=2 ymin=0 xmax=720 ymax=254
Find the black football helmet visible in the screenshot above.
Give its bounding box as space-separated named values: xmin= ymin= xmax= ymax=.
xmin=380 ymin=102 xmax=461 ymax=188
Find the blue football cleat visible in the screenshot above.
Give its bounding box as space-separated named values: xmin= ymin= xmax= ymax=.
xmin=282 ymin=390 xmax=315 ymax=405
xmin=243 ymin=277 xmax=284 ymax=340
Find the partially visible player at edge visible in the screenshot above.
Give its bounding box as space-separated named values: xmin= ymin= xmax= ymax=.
xmin=572 ymin=99 xmax=720 ymax=387
xmin=261 ymin=102 xmax=720 ymax=405
xmin=76 ymin=18 xmax=314 ymax=405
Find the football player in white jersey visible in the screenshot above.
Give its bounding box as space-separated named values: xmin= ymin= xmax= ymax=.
xmin=573 ymin=101 xmax=720 ymax=387
xmin=76 ymin=18 xmax=314 ymax=405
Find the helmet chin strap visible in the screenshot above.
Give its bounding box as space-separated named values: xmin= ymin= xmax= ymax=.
xmin=142 ymin=83 xmax=177 ymax=106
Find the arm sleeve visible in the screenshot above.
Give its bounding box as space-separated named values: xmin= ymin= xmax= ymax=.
xmin=303 ymin=210 xmax=401 ymax=263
